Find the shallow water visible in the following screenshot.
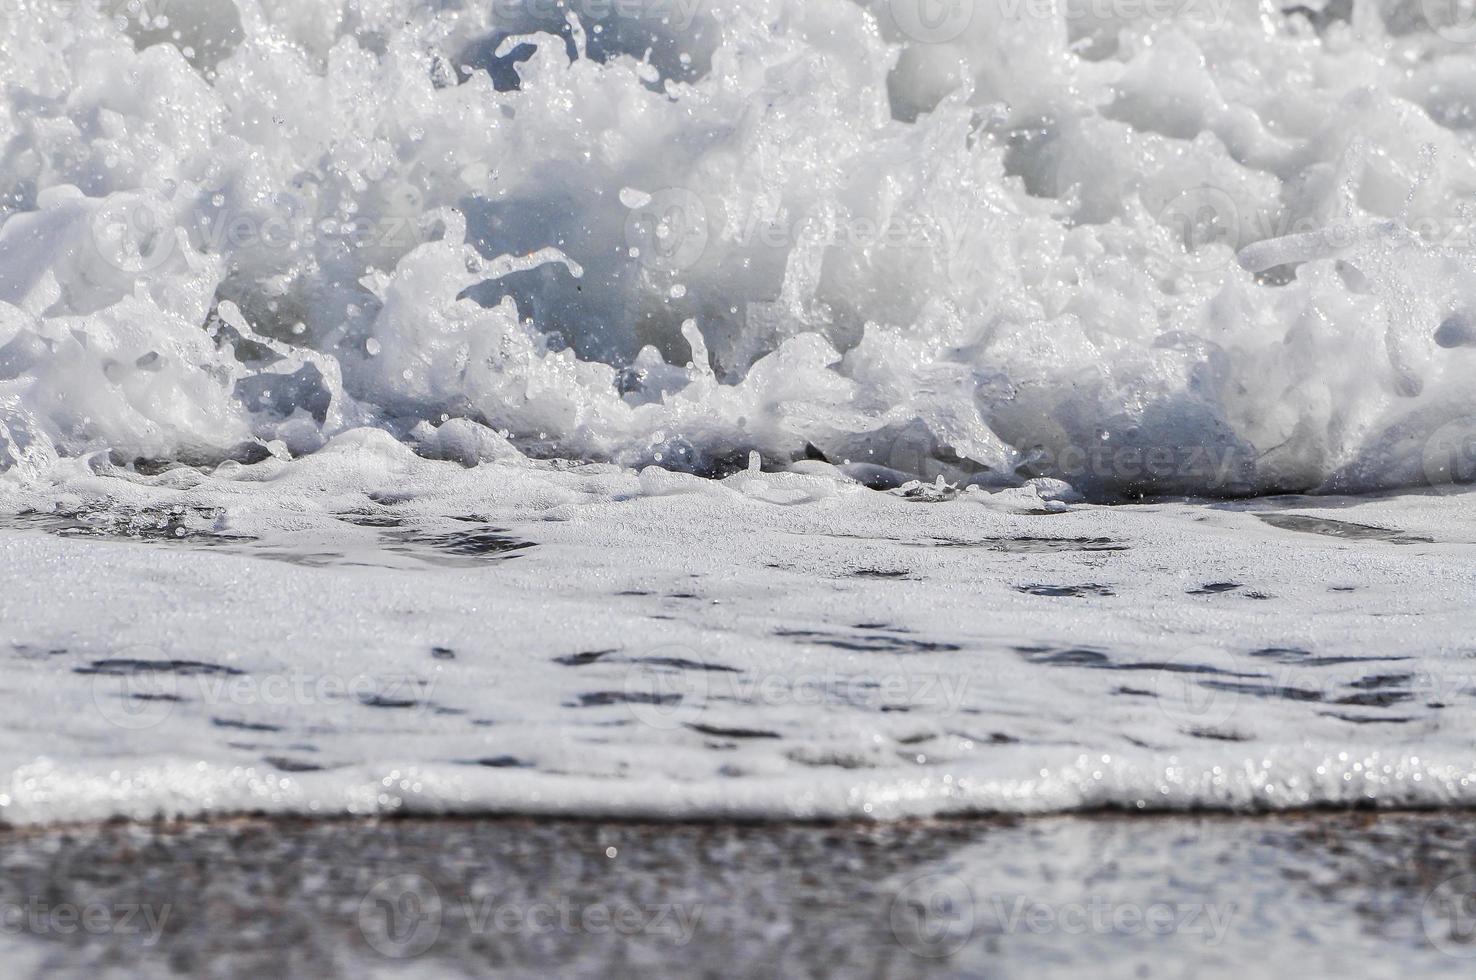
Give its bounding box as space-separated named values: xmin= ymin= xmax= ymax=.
xmin=2 ymin=447 xmax=1475 ymax=825
xmin=0 ymin=811 xmax=1473 ymax=977
xmin=5 ymin=0 xmax=1476 ymax=875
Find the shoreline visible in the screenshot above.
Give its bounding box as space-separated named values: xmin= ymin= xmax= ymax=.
xmin=5 ymin=800 xmax=1476 ymax=836
xmin=1 ymin=809 xmax=1473 ymax=976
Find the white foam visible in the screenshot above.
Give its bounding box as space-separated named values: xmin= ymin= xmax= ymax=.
xmin=2 ymin=2 xmax=1476 ymax=495
xmin=2 ymin=450 xmax=1475 ymax=824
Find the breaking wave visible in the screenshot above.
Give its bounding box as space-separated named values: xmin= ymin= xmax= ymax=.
xmin=4 ymin=0 xmax=1476 ymax=497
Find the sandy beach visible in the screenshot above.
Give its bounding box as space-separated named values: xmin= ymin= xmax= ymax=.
xmin=1 ymin=809 xmax=1473 ymax=977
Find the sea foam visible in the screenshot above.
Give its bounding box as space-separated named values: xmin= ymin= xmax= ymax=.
xmin=2 ymin=0 xmax=1476 ymax=497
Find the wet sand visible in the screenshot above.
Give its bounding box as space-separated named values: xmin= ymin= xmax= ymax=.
xmin=1 ymin=810 xmax=1473 ymax=977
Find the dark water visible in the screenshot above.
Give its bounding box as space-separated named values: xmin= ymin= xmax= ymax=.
xmin=0 ymin=812 xmax=1473 ymax=977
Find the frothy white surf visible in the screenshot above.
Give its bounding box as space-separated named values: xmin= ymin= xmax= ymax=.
xmin=2 ymin=447 xmax=1475 ymax=825
xmin=3 ymin=1 xmax=1476 ymax=496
